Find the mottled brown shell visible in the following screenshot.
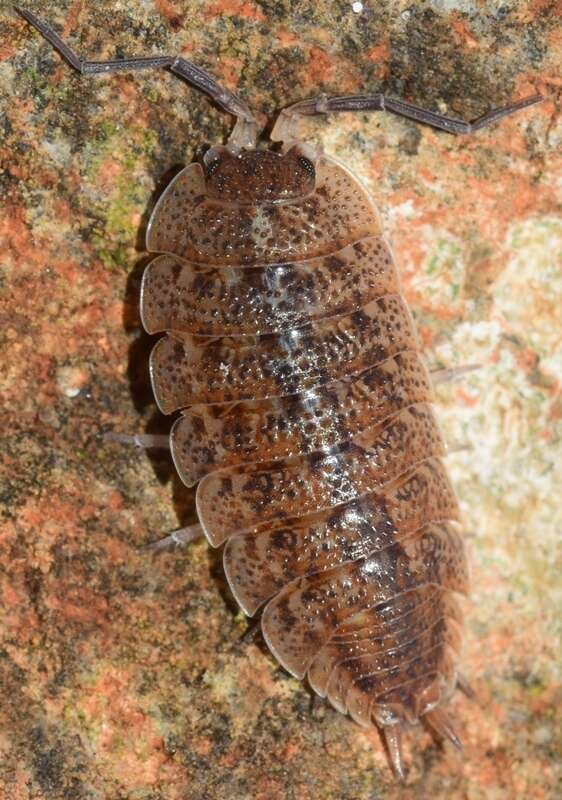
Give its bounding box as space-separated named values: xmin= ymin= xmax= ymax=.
xmin=142 ymin=146 xmax=468 ymax=766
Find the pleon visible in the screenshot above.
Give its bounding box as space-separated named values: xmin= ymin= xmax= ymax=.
xmin=261 ymin=528 xmax=466 ymax=680
xmin=346 ymin=683 xmax=375 ymax=727
xmin=324 ymin=619 xmax=462 ymax=716
xmin=307 ymin=597 xmax=442 ymax=699
xmin=371 ymin=645 xmax=458 ymax=723
xmin=308 ymin=599 xmax=462 ymax=698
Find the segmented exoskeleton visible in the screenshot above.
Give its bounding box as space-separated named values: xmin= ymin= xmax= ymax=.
xmin=18 ymin=7 xmax=541 ymax=779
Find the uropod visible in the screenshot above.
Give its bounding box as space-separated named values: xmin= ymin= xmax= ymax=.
xmin=17 ymin=7 xmax=542 ymax=780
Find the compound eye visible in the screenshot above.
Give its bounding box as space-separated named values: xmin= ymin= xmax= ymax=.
xmin=204 ymin=144 xmax=231 ymax=175
xmin=205 ymin=158 xmax=221 ymax=176
xmin=297 ymin=155 xmax=315 ymax=176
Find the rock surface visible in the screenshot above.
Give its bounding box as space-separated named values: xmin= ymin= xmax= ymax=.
xmin=1 ymin=1 xmax=561 ymax=798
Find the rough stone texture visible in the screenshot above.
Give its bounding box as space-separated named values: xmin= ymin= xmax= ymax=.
xmin=1 ymin=1 xmax=561 ymax=797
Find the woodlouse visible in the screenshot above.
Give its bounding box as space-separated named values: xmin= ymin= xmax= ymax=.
xmin=17 ymin=7 xmax=542 ymax=780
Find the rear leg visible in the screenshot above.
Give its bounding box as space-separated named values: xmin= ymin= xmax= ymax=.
xmin=457 ymin=672 xmax=477 ymax=702
xmin=103 ymin=433 xmax=202 ymax=551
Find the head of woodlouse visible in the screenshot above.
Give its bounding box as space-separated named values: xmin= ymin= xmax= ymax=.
xmin=203 ymin=145 xmax=317 ymax=204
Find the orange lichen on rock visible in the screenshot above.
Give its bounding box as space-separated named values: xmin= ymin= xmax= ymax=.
xmin=205 ymin=0 xmax=266 ymax=22
xmin=450 ymin=15 xmax=479 ymax=49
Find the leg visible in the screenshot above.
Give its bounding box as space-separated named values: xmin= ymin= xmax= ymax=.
xmin=309 ymin=693 xmax=327 ymax=721
xmin=104 ymin=432 xmax=170 ymax=449
xmin=16 ymin=7 xmax=258 ymax=148
xmin=457 ymin=672 xmax=477 ymax=702
xmin=143 ymin=523 xmax=204 ymax=553
xmin=271 ymin=91 xmax=542 ymax=143
xmin=430 ymin=363 xmax=481 ymax=385
xmin=240 ymin=616 xmax=262 ymax=643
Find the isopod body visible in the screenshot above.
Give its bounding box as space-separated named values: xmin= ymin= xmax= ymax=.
xmin=18 ymin=6 xmax=541 ymax=779
xmin=141 ymin=145 xmax=469 ymax=770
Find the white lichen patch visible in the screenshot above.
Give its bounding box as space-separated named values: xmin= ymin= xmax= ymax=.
xmin=494 ymin=216 xmax=562 ymax=373
xmin=429 ymin=217 xmax=562 ymax=672
xmin=428 ymin=0 xmax=478 ymax=11
xmin=436 ymin=339 xmax=560 ymax=518
xmin=40 ymin=133 xmax=72 ymax=169
xmin=56 ymin=364 xmax=90 ymax=398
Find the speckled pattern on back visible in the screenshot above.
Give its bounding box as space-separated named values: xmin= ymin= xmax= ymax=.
xmin=142 ymin=150 xmax=468 ymax=743
xmin=146 ymin=158 xmax=380 ymax=265
xmin=141 ymin=236 xmax=397 ymax=336
xmin=171 ymin=352 xmax=435 ymax=486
